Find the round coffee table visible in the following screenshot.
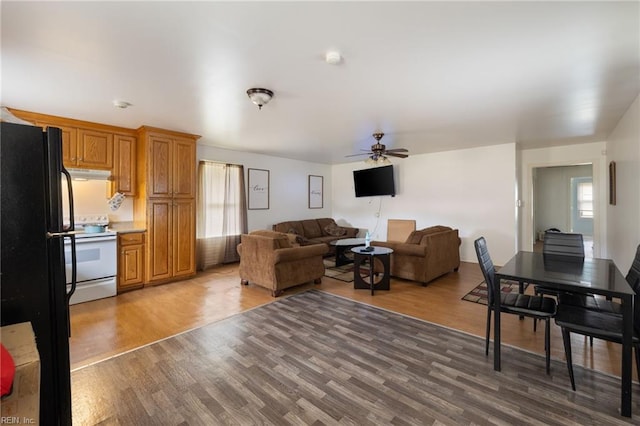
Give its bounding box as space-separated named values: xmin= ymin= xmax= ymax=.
xmin=330 ymin=238 xmax=366 ymax=267
xmin=351 ymin=246 xmax=394 ymax=295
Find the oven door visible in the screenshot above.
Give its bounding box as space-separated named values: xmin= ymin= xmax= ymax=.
xmin=64 ymin=234 xmax=117 ymax=283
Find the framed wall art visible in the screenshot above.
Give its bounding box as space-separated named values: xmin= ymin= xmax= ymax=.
xmin=248 ymin=168 xmax=269 ymax=210
xmin=609 ymin=161 xmax=616 ymax=205
xmin=308 ymin=175 xmax=323 ymax=209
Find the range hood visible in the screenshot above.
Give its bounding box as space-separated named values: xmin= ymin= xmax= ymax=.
xmin=66 ymin=168 xmax=111 ymax=181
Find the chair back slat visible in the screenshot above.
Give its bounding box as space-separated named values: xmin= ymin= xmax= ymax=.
xmin=626 ymin=244 xmax=640 ymax=289
xmin=474 ymin=237 xmax=496 ymax=306
xmin=627 ymin=244 xmax=640 ymax=333
xmin=543 ymin=232 xmax=585 ymax=258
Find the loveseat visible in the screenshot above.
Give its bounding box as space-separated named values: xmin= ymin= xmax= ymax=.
xmin=237 ymin=230 xmax=328 ymax=297
xmin=372 ymin=225 xmax=461 ymax=285
xmin=272 ymin=218 xmax=359 ymax=254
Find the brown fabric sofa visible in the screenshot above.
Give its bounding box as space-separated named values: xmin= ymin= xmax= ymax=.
xmin=237 ymin=230 xmax=329 ymax=296
xmin=272 ymin=218 xmax=359 ymax=253
xmin=372 ymin=225 xmax=461 ymax=285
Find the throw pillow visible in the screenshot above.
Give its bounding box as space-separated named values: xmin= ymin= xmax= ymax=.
xmin=285 ymin=233 xmax=300 ymax=246
xmin=324 ymin=223 xmax=347 ymax=237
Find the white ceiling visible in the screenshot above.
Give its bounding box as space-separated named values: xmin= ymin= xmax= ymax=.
xmin=2 ymin=1 xmax=639 ymax=164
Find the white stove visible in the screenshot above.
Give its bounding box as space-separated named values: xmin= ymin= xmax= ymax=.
xmin=65 ymin=214 xmax=117 ymax=304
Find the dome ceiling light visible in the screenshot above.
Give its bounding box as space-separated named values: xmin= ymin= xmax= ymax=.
xmin=246 ymin=88 xmax=274 ymax=110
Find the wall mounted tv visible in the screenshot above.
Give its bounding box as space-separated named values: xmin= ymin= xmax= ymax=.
xmin=353 ymin=165 xmax=396 ymax=197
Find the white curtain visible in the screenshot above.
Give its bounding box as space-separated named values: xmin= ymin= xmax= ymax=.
xmin=196 ymin=162 xmax=247 ymax=270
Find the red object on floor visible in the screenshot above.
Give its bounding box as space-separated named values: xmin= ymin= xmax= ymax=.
xmin=0 ymin=343 xmax=16 ymax=396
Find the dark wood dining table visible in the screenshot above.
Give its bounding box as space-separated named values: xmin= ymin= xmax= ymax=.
xmin=494 ymin=251 xmax=635 ymax=417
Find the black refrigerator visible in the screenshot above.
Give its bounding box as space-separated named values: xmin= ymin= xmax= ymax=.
xmin=1 ymin=122 xmax=76 ymax=425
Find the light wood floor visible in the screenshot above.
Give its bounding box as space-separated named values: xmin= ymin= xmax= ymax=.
xmin=69 ymin=260 xmax=631 ymax=382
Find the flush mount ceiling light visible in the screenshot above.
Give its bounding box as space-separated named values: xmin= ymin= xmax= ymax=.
xmin=112 ymin=100 xmax=132 ymax=109
xmin=325 ymin=50 xmax=342 ymax=65
xmin=246 ymin=88 xmax=274 ymax=110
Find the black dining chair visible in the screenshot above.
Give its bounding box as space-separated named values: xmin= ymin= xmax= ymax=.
xmin=555 ymin=244 xmax=640 ymax=390
xmin=534 ymin=231 xmax=585 ymax=298
xmin=533 ymin=232 xmax=592 ymax=336
xmin=474 ymin=237 xmax=557 ymax=373
xmin=559 ymin=244 xmax=640 ymax=314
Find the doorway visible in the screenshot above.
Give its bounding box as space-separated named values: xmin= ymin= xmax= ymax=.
xmin=532 ymin=164 xmax=594 ymax=257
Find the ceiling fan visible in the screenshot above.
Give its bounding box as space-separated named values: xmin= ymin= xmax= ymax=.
xmin=346 ymin=132 xmax=409 ymax=164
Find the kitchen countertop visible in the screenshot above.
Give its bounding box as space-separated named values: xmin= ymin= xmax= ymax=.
xmin=109 ymin=221 xmax=146 ymax=234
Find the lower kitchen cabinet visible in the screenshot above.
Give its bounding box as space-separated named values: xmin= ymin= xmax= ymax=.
xmin=117 ymin=232 xmax=145 ymax=292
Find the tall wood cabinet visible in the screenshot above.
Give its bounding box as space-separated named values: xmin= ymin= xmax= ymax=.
xmin=135 ymin=126 xmax=199 ymax=285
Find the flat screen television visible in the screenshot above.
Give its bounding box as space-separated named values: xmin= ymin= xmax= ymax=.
xmin=353 ymin=165 xmax=396 ymax=197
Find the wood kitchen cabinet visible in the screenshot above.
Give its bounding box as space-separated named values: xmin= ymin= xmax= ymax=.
xmin=8 ymin=109 xmax=135 ymax=188
xmin=135 ymin=126 xmax=199 ymax=285
xmin=75 ymin=128 xmax=113 ymax=169
xmin=146 ymin=132 xmax=196 ymax=198
xmin=146 ymin=198 xmax=196 ymax=282
xmin=117 ymin=232 xmax=145 ymax=292
xmin=112 ymin=134 xmax=137 ymax=195
xmin=33 ymin=120 xmax=77 ymax=165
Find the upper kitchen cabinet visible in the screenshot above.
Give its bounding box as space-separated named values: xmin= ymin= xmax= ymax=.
xmin=76 ymin=128 xmax=113 ymax=170
xmin=7 ymin=109 xmax=136 ymax=194
xmin=35 ymin=121 xmax=78 ymax=165
xmin=112 ymin=134 xmax=137 ymax=196
xmin=137 ymin=127 xmax=198 ymax=199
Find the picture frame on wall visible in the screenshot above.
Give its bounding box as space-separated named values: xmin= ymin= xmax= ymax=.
xmin=308 ymin=175 xmax=323 ymax=209
xmin=248 ymin=168 xmax=269 ymax=210
xmin=609 ymin=161 xmax=616 ymax=205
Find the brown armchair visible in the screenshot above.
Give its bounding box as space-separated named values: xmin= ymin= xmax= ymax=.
xmin=237 ymin=230 xmax=329 ymax=296
xmin=372 ymin=225 xmax=461 ymax=285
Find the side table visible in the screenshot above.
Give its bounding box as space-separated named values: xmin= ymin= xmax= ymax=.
xmin=351 ymin=246 xmax=393 ymax=295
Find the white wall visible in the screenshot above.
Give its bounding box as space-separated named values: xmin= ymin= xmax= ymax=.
xmin=519 ymin=142 xmax=607 ymax=257
xmin=332 ymin=143 xmax=517 ymax=265
xmin=606 ymin=95 xmax=640 ymax=273
xmin=197 ymin=145 xmax=333 ymax=232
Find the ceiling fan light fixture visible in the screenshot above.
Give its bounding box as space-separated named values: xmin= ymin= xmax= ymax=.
xmin=246 ymin=88 xmax=274 ymax=110
xmin=348 ymin=131 xmax=409 ymax=164
xmin=377 ymin=156 xmax=391 ymax=165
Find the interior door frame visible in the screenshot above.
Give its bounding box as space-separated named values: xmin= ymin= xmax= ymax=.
xmin=523 ymin=159 xmax=604 ymax=258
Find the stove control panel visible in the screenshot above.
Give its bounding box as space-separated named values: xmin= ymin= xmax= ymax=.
xmin=75 ymin=215 xmax=109 ymax=226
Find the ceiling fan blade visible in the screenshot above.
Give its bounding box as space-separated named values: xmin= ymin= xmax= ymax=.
xmin=345 ymin=152 xmax=372 ymax=157
xmin=385 ymin=148 xmax=409 ymax=153
xmin=386 ymin=152 xmax=409 ymax=158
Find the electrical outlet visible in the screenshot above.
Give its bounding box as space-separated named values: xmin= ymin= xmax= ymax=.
xmin=375 ymin=212 xmax=380 ymax=217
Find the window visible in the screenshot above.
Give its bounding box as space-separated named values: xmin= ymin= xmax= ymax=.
xmin=196 ymin=162 xmax=247 ymax=269
xmin=577 ymin=181 xmax=593 ymax=218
